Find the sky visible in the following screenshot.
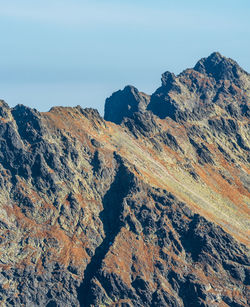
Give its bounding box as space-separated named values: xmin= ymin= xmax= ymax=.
xmin=0 ymin=0 xmax=249 ymax=114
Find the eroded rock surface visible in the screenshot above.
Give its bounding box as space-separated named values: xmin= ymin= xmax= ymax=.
xmin=0 ymin=53 xmax=249 ymax=306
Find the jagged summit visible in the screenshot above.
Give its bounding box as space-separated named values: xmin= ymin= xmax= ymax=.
xmin=104 ymin=85 xmax=150 ymax=124
xmin=193 ymin=51 xmax=248 ymax=82
xmin=0 ymin=52 xmax=249 ymax=306
xmin=105 ymin=52 xmax=249 ymax=123
xmin=0 ymin=99 xmax=10 ymax=118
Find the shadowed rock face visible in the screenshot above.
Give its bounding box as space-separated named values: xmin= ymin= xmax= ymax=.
xmin=0 ymin=53 xmax=249 ymax=307
xmin=104 ymin=85 xmax=150 ymax=124
xmin=193 ymin=52 xmax=248 ymax=83
xmin=105 ymin=52 xmax=249 ymax=123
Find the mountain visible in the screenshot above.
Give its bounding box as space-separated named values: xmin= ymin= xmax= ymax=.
xmin=0 ymin=52 xmax=249 ymax=306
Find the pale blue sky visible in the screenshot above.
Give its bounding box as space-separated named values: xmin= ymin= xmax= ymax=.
xmin=0 ymin=0 xmax=249 ymax=114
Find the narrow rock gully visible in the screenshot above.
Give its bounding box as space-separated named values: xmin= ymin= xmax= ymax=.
xmin=77 ymin=155 xmax=133 ymax=306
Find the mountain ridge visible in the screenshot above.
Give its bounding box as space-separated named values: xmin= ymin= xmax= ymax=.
xmin=105 ymin=52 xmax=249 ymax=123
xmin=0 ymin=52 xmax=249 ymax=306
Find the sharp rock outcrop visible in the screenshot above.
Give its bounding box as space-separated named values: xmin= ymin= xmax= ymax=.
xmin=0 ymin=53 xmax=249 ymax=307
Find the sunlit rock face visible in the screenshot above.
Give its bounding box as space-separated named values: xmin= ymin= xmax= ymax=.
xmin=0 ymin=53 xmax=249 ymax=306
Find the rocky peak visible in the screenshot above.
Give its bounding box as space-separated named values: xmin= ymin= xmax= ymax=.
xmin=104 ymin=85 xmax=150 ymax=124
xmin=105 ymin=52 xmax=249 ymax=125
xmin=0 ymin=99 xmax=11 ymax=119
xmin=0 ymin=53 xmax=249 ymax=307
xmin=11 ymin=104 xmax=45 ymax=142
xmin=77 ymin=107 xmax=102 ymax=121
xmin=0 ymin=99 xmax=9 ymax=110
xmin=194 ymin=52 xmax=248 ymax=83
xmin=78 ymin=107 xmax=106 ymax=129
xmin=161 ymin=71 xmax=176 ymax=87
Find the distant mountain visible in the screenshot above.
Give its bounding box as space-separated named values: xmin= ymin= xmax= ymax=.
xmin=0 ymin=53 xmax=249 ymax=306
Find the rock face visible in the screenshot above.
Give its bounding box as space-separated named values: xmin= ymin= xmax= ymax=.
xmin=104 ymin=86 xmax=150 ymax=124
xmin=105 ymin=52 xmax=249 ymax=123
xmin=0 ymin=53 xmax=249 ymax=307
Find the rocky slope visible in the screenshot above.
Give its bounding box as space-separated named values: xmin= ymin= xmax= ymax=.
xmin=0 ymin=52 xmax=249 ymax=306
